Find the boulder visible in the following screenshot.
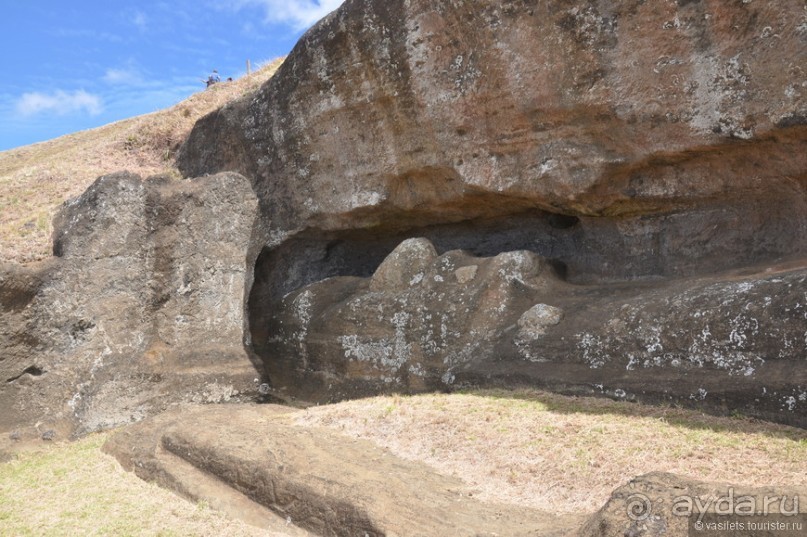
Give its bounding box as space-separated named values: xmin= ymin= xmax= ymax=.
xmin=581 ymin=472 xmax=806 ymax=537
xmin=0 ymin=172 xmax=262 ymax=437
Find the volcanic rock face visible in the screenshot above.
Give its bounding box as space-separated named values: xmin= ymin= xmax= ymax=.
xmin=265 ymin=242 xmax=560 ymax=400
xmin=2 ymin=0 xmax=807 ymax=433
xmin=177 ymin=0 xmax=807 ymax=423
xmin=179 ymin=0 xmax=807 ymax=230
xmin=1 ymin=172 xmax=261 ymax=435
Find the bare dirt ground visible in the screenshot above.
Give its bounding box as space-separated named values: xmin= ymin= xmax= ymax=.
xmin=105 ymin=403 xmax=582 ymax=536
xmin=0 ymin=59 xmax=282 ymax=265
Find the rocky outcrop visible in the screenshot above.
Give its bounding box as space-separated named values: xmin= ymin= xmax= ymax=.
xmin=179 ymin=0 xmax=807 ymax=235
xmin=265 ymin=238 xmax=807 ymax=426
xmin=1 ymin=172 xmax=262 ymax=437
xmin=173 ymin=0 xmax=807 ymax=423
xmin=581 ymin=472 xmax=806 ymax=537
xmin=264 ymin=241 xmax=560 ymax=400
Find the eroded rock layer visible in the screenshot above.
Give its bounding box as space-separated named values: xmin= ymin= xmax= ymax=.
xmin=179 ymin=0 xmax=807 ymax=234
xmin=177 ymin=0 xmax=807 ymax=422
xmin=1 ymin=172 xmax=262 ymax=435
xmin=265 ymin=239 xmax=807 ymax=426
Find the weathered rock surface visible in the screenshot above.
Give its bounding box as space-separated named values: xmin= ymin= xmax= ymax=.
xmin=0 ymin=172 xmax=262 ymax=436
xmin=581 ymin=472 xmax=806 ymax=537
xmin=178 ymin=0 xmax=807 ymax=268
xmin=180 ymin=0 xmax=807 ymax=229
xmin=173 ymin=0 xmax=807 ymax=423
xmin=104 ymin=404 xmax=583 ymax=536
xmin=266 ymin=239 xmax=807 ymax=426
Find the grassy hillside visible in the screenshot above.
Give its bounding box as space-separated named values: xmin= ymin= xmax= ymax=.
xmin=0 ymin=59 xmax=283 ymax=265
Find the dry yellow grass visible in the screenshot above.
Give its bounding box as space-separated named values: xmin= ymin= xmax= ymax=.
xmin=296 ymin=389 xmax=807 ymax=514
xmin=0 ymin=59 xmax=283 ymax=265
xmin=0 ymin=432 xmax=290 ymax=537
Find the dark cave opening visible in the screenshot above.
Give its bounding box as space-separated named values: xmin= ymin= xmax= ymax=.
xmin=6 ymin=366 xmax=45 ymax=383
xmin=547 ymin=213 xmax=580 ymax=230
xmin=249 ymin=210 xmax=580 ymax=308
xmin=247 ymin=210 xmax=579 ymax=357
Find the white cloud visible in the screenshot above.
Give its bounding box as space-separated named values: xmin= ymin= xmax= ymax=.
xmin=132 ymin=10 xmax=148 ymax=30
xmin=103 ymin=67 xmax=144 ymax=86
xmin=225 ymin=0 xmax=344 ymax=31
xmin=15 ymin=90 xmax=104 ymax=117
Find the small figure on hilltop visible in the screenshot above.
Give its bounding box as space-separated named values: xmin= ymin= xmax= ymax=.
xmin=206 ymin=69 xmax=221 ymax=88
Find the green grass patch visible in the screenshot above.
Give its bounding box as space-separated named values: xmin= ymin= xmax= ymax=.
xmin=0 ymin=434 xmax=269 ymax=537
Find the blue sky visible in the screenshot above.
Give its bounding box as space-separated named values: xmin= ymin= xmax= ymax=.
xmin=0 ymin=0 xmax=344 ymax=151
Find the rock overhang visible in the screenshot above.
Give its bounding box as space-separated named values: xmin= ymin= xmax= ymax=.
xmin=173 ymin=0 xmax=807 ymax=424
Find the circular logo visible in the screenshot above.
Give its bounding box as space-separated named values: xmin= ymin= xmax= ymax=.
xmin=626 ymin=493 xmax=653 ymax=521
